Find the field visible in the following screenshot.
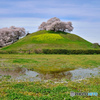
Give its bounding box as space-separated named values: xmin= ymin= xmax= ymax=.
xmin=0 ymin=54 xmax=100 ymax=72
xmin=0 ymin=54 xmax=100 ymax=100
xmin=0 ymin=77 xmax=99 ymax=100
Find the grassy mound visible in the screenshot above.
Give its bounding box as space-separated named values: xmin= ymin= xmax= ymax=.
xmin=1 ymin=30 xmax=99 ymax=50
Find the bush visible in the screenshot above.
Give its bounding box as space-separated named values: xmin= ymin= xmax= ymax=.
xmin=34 ymin=49 xmax=43 ymax=54
xmin=0 ymin=50 xmax=18 ymax=54
xmin=93 ymin=43 xmax=100 ymax=48
xmin=0 ymin=49 xmax=100 ymax=54
xmin=42 ymin=49 xmax=100 ymax=54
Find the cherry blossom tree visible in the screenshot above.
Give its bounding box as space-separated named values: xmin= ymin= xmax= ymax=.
xmin=38 ymin=22 xmax=47 ymax=30
xmin=0 ymin=26 xmax=26 ymax=47
xmin=38 ymin=17 xmax=74 ymax=32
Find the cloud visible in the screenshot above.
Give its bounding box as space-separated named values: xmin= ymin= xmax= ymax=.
xmin=0 ymin=0 xmax=100 ymax=21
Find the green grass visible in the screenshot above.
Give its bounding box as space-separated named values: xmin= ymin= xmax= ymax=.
xmin=1 ymin=30 xmax=98 ymax=50
xmin=13 ymin=58 xmax=39 ymax=64
xmin=0 ymin=76 xmax=99 ymax=100
xmin=0 ymin=54 xmax=100 ymax=73
xmin=0 ymin=54 xmax=100 ymax=99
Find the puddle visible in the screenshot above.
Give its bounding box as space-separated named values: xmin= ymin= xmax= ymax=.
xmin=64 ymin=67 xmax=100 ymax=80
xmin=0 ymin=67 xmax=100 ymax=82
xmin=15 ymin=70 xmax=41 ymax=81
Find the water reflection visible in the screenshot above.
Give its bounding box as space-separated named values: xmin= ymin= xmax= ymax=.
xmin=64 ymin=67 xmax=100 ymax=80
xmin=0 ymin=67 xmax=100 ymax=82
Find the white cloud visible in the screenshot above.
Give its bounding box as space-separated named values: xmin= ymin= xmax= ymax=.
xmin=0 ymin=0 xmax=100 ymax=20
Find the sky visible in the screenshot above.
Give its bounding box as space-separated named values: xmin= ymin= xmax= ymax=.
xmin=0 ymin=0 xmax=100 ymax=44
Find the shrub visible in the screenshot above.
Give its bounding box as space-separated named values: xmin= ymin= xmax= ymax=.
xmin=34 ymin=49 xmax=43 ymax=54
xmin=0 ymin=49 xmax=100 ymax=54
xmin=42 ymin=49 xmax=100 ymax=54
xmin=93 ymin=43 xmax=100 ymax=48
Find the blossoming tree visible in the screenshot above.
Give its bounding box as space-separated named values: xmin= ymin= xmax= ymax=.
xmin=38 ymin=17 xmax=73 ymax=32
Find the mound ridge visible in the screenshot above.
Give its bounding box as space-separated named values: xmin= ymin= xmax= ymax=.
xmin=1 ymin=30 xmax=96 ymax=50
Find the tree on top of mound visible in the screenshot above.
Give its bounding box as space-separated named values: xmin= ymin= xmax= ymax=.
xmin=38 ymin=17 xmax=74 ymax=32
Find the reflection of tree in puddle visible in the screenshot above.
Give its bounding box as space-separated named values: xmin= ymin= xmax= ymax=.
xmin=39 ymin=71 xmax=72 ymax=80
xmin=0 ymin=67 xmax=26 ymax=77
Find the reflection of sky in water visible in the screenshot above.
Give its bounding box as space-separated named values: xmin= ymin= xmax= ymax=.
xmin=16 ymin=67 xmax=100 ymax=81
xmin=15 ymin=70 xmax=41 ymax=81
xmin=65 ymin=68 xmax=100 ymax=80
xmin=0 ymin=67 xmax=100 ymax=82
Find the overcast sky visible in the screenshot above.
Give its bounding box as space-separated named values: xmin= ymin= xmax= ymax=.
xmin=0 ymin=0 xmax=100 ymax=44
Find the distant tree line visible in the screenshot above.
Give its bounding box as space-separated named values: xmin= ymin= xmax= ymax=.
xmin=38 ymin=17 xmax=74 ymax=32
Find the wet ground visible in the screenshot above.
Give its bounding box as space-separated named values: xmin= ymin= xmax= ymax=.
xmin=0 ymin=67 xmax=100 ymax=82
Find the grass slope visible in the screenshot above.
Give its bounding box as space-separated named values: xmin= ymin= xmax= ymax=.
xmin=1 ymin=30 xmax=98 ymax=50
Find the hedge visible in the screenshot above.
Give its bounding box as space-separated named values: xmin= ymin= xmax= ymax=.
xmin=42 ymin=49 xmax=100 ymax=54
xmin=0 ymin=49 xmax=100 ymax=54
